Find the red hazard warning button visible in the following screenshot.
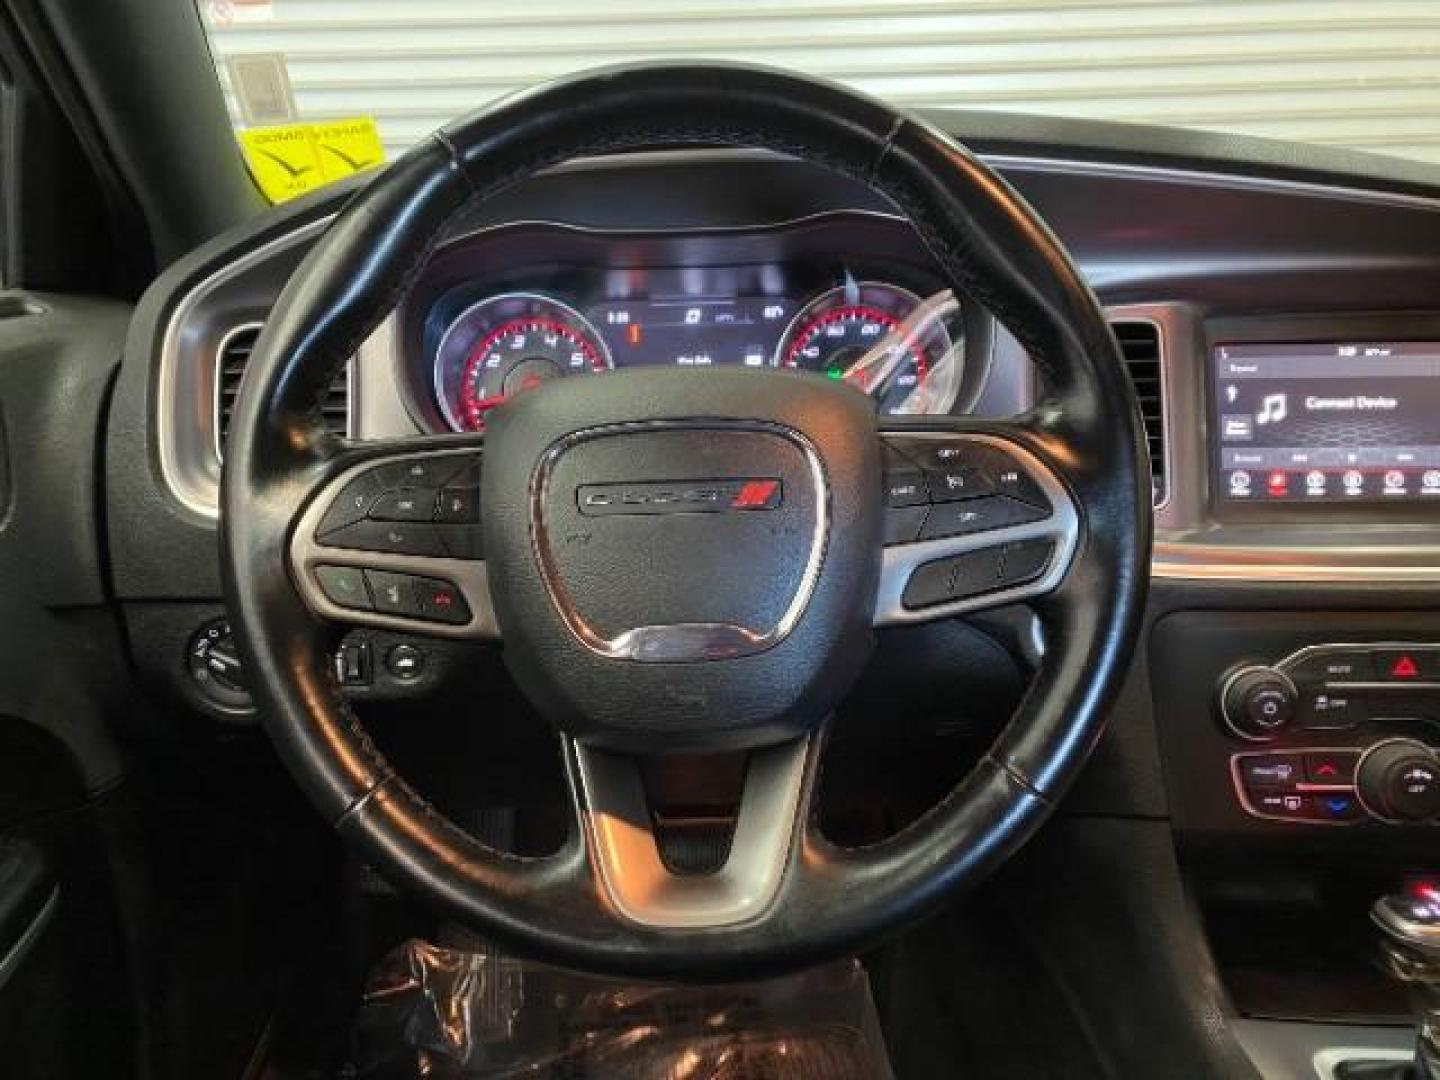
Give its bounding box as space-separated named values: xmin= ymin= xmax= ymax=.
xmin=1374 ymin=649 xmax=1440 ymax=681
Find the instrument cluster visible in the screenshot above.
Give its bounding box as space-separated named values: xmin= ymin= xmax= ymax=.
xmin=402 ymin=216 xmax=994 ymax=434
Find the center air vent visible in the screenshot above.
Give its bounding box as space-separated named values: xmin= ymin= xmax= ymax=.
xmin=1110 ymin=320 xmax=1167 ymax=507
xmin=214 ymin=324 xmax=350 ymax=457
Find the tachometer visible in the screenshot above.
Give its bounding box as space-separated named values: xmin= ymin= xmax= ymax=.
xmin=434 ymin=293 xmax=611 ymax=432
xmin=778 ymin=283 xmax=962 ymax=415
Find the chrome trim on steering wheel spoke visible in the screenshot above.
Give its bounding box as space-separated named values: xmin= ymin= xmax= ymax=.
xmin=873 ymin=432 xmax=1080 ymax=625
xmin=568 ymin=737 xmax=811 ymax=929
xmin=290 ymin=447 xmax=499 ymax=639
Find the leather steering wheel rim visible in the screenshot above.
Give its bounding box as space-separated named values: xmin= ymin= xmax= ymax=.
xmin=221 ymin=62 xmax=1150 ymax=979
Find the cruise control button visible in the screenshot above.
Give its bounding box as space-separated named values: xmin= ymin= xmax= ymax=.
xmin=318 ymin=470 xmax=386 ymax=537
xmin=1305 ymin=751 xmax=1359 ymax=785
xmin=925 ymin=466 xmax=992 ymax=502
xmin=365 ymin=570 xmax=422 ymax=616
xmin=884 ymin=469 xmax=928 ymax=508
xmin=896 ymin=439 xmax=984 ymax=471
xmin=436 ymin=487 xmax=480 ymax=523
xmin=883 ymin=506 xmax=928 ymax=546
xmin=979 ymin=448 xmax=1052 ymax=511
xmin=919 ymin=495 xmax=1047 ymax=540
xmin=1238 ymin=754 xmax=1304 ymax=789
xmin=369 ymin=488 xmax=437 ymax=522
xmin=314 ymin=565 xmax=372 ymax=611
xmin=415 ymin=577 xmax=471 ymax=625
xmin=321 ymin=520 xmax=446 ymax=557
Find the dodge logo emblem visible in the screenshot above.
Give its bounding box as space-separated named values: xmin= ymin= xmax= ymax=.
xmin=576 ymin=478 xmax=783 ymax=516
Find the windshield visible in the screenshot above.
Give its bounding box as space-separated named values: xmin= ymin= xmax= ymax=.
xmin=198 ymin=0 xmax=1438 ymax=202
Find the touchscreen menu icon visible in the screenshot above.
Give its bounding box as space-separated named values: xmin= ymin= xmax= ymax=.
xmin=1255 ymin=393 xmax=1288 ymax=425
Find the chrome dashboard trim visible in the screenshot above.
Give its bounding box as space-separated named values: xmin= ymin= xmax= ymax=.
xmin=1152 ymin=543 xmax=1440 ymax=583
xmin=157 ymin=215 xmax=334 ymax=520
xmin=1103 ymin=303 xmax=1174 ymax=513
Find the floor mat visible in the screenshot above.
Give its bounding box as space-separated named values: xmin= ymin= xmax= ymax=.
xmin=348 ymin=939 xmax=894 ymax=1079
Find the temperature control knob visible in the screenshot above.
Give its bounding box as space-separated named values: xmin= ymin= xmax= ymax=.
xmin=1219 ymin=665 xmax=1297 ymax=741
xmin=1358 ymin=739 xmax=1440 ymax=824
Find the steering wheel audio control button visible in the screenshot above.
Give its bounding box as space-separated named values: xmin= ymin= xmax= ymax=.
xmin=437 ymin=487 xmax=480 ymax=523
xmin=314 ymin=565 xmax=372 ymax=611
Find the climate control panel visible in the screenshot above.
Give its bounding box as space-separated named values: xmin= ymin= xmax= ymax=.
xmin=1219 ymin=644 xmax=1440 ymax=741
xmin=1219 ymin=642 xmax=1440 ymax=826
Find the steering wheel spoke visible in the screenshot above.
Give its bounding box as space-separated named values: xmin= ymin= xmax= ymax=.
xmin=288 ymin=439 xmax=499 ymax=639
xmin=566 ymin=737 xmax=815 ymax=930
xmin=874 ymin=422 xmax=1081 ymax=625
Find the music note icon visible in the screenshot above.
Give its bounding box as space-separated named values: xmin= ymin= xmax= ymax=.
xmin=1255 ymin=393 xmax=1287 ymax=425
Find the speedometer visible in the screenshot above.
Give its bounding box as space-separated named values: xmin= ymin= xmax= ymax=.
xmin=778 ymin=283 xmax=962 ymax=415
xmin=434 ymin=293 xmax=611 ymax=432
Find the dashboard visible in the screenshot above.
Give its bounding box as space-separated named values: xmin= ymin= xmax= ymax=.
xmin=96 ymin=126 xmax=1440 ymax=1063
xmin=399 ymin=216 xmax=992 ymax=435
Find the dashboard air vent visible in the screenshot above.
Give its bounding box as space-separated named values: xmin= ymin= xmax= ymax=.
xmin=1110 ymin=320 xmax=1166 ymax=507
xmin=214 ymin=324 xmax=350 ymax=456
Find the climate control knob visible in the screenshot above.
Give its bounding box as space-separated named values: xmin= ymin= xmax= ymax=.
xmin=1358 ymin=739 xmax=1440 ymax=824
xmin=1219 ymin=665 xmax=1297 ymax=741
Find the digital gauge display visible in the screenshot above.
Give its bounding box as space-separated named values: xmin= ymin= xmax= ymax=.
xmin=430 ymin=276 xmax=965 ymax=432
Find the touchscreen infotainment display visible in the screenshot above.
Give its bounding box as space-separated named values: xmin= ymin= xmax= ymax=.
xmin=1213 ymin=341 xmax=1440 ymax=502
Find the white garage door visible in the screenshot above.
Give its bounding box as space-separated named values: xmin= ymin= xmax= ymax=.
xmin=199 ymin=0 xmax=1440 ymax=167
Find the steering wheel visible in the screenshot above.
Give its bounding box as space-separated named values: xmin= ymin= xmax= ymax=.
xmin=221 ymin=63 xmax=1149 ymax=979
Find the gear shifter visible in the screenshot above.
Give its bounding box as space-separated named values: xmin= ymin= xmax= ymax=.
xmin=1349 ymin=888 xmax=1440 ymax=1079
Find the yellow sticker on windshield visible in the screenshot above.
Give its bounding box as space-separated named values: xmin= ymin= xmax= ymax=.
xmin=239 ymin=117 xmax=384 ymax=203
